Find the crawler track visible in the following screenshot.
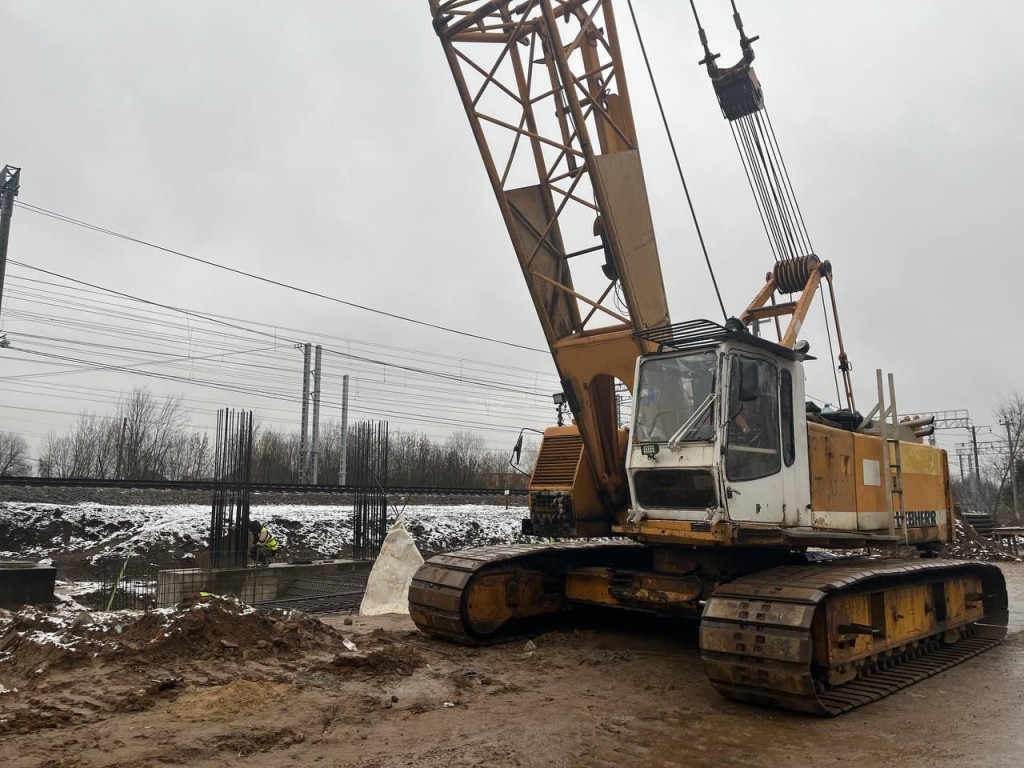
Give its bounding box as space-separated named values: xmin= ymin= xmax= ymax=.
xmin=412 ymin=548 xmax=1009 ymax=715
xmin=701 ymin=558 xmax=1009 ymax=715
xmin=409 ymin=541 xmax=646 ymax=643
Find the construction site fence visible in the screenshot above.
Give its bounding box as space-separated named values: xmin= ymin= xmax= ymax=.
xmin=57 ymin=550 xmax=371 ymax=614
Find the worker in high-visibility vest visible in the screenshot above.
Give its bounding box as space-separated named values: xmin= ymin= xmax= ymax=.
xmin=248 ymin=520 xmax=279 ymax=565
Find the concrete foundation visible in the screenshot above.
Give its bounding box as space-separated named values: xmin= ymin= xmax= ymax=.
xmin=156 ymin=559 xmax=372 ymax=608
xmin=0 ymin=560 xmax=57 ymax=608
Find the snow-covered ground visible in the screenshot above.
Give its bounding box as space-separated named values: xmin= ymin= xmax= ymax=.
xmin=0 ymin=501 xmax=529 ymax=565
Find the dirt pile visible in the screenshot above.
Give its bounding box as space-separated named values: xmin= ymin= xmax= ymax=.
xmin=943 ymin=518 xmax=1021 ymax=562
xmin=0 ymin=596 xmax=360 ymax=734
xmin=0 ymin=598 xmax=454 ymax=738
xmin=0 ymin=595 xmax=343 ymax=679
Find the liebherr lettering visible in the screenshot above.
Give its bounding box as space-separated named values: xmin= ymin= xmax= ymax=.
xmin=894 ymin=510 xmax=938 ymax=528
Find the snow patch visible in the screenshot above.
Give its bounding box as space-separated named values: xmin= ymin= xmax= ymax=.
xmin=0 ymin=501 xmax=528 ymax=562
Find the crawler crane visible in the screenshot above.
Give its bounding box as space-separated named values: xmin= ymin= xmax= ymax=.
xmin=411 ymin=0 xmax=1008 ymax=714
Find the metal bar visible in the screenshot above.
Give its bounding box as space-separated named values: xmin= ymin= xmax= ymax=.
xmin=467 ymin=7 xmax=534 ymax=108
xmin=779 ymin=270 xmax=821 ymax=348
xmin=824 ymin=272 xmax=856 ymax=411
xmin=475 ymin=111 xmax=584 ymax=157
xmin=877 ymin=370 xmax=896 ymax=538
xmin=529 ymin=270 xmax=630 ymax=323
xmin=579 ymin=279 xmax=618 ymax=326
xmin=887 ymin=373 xmax=908 ymax=544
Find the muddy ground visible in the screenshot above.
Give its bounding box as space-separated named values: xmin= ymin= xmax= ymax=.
xmin=1 ymin=564 xmax=1021 ymax=768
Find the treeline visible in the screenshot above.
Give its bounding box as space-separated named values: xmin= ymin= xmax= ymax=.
xmin=16 ymin=387 xmax=528 ymax=489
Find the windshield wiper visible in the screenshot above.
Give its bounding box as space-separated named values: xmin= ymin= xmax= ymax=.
xmin=667 ymin=393 xmax=716 ymax=451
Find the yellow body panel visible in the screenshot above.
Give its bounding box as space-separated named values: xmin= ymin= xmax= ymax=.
xmin=529 ymin=425 xmax=629 ymax=536
xmin=822 ymin=576 xmax=984 ymax=668
xmin=808 ymin=425 xmax=856 ymax=511
xmin=851 ymin=432 xmax=887 ymax=514
xmin=900 ymin=442 xmax=949 ymax=512
xmin=808 ymin=422 xmax=949 ymax=541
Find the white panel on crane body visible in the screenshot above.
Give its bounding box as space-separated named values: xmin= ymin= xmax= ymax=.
xmin=591 ymin=150 xmax=670 ymax=331
xmin=862 ymin=459 xmax=881 ymax=487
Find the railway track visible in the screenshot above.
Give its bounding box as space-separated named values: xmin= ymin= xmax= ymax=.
xmin=0 ymin=475 xmax=526 ymax=497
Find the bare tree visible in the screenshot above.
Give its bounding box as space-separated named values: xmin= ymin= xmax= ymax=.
xmin=992 ymin=392 xmax=1024 ymax=523
xmin=174 ymin=431 xmax=213 ymax=480
xmin=36 ymin=390 xmax=204 ymax=480
xmin=0 ymin=431 xmax=31 ymax=476
xmin=116 ymin=388 xmax=189 ymax=480
xmin=251 ymin=425 xmax=301 ymax=483
xmin=37 ymin=414 xmax=118 ymax=478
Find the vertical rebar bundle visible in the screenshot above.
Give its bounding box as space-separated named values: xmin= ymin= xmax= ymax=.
xmin=209 ymin=409 xmax=254 ymax=567
xmin=351 ymin=420 xmax=389 ymax=560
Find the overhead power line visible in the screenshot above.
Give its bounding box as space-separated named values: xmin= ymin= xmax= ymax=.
xmin=14 ymin=200 xmax=546 ymax=354
xmin=2 ymin=262 xmax=557 ymax=396
xmin=9 ymin=269 xmax=552 ymax=380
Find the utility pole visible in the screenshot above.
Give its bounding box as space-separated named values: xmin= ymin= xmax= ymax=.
xmin=970 ymin=425 xmax=981 ymax=499
xmin=338 ymin=374 xmax=350 ymax=485
xmin=0 ymin=165 xmax=21 ymax=337
xmin=298 ymin=342 xmax=311 ymax=483
xmin=310 ymin=345 xmax=322 ymax=484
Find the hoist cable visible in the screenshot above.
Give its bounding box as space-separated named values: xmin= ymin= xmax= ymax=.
xmin=820 ymin=286 xmax=842 ymax=405
xmin=742 ymin=118 xmax=788 ymax=259
xmin=625 ymin=0 xmax=728 ymax=320
xmin=748 ymin=113 xmax=801 ymax=261
xmin=764 ymin=108 xmax=814 ymax=252
xmin=729 ymin=123 xmax=779 ymax=262
xmin=755 ymin=110 xmax=811 ymax=256
xmin=751 ymin=113 xmax=800 ymax=256
xmin=741 ymin=117 xmax=788 ymax=259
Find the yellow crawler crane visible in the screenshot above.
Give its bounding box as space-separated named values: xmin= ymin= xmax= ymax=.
xmin=412 ymin=0 xmax=1008 ymax=714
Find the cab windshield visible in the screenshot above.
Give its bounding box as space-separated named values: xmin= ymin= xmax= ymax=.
xmin=633 ymin=351 xmax=716 ymax=443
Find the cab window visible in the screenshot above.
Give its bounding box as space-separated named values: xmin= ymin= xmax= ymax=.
xmin=633 ymin=352 xmax=716 ymax=444
xmin=781 ymin=368 xmax=795 ymax=467
xmin=726 ymin=355 xmax=781 ymax=481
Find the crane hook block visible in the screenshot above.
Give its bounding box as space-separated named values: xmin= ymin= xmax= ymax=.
xmin=711 ymin=63 xmax=764 ymax=121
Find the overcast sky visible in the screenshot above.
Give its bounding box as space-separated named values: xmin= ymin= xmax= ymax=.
xmin=1 ymin=1 xmax=1021 ymax=473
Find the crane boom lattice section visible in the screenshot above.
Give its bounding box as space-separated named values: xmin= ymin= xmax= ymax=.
xmin=433 ymin=0 xmax=669 ymax=340
xmin=432 ymin=0 xmax=671 ymax=502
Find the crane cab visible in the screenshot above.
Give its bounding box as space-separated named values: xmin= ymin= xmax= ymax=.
xmin=627 ymin=336 xmax=811 ymax=530
xmin=617 ymin=320 xmax=953 ymax=548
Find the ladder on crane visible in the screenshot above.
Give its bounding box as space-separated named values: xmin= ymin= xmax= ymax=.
xmin=866 ymin=370 xmax=909 ymax=542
